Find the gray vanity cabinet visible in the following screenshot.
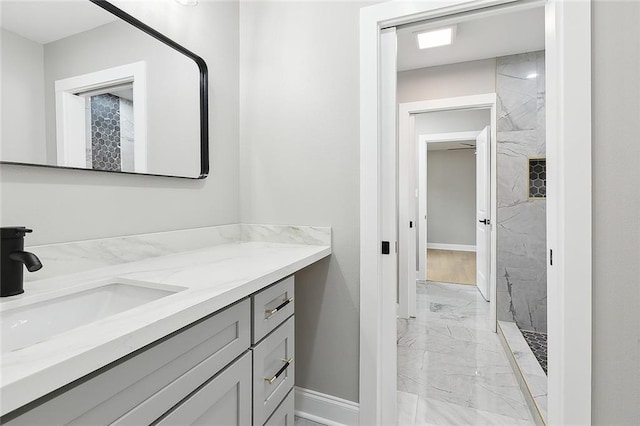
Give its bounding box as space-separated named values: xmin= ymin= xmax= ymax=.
xmin=252 ymin=276 xmax=295 ymax=343
xmin=251 ymin=276 xmax=296 ymax=426
xmin=264 ymin=389 xmax=295 ymax=426
xmin=155 ymin=352 xmax=252 ymax=425
xmin=3 ymin=275 xmax=297 ymax=426
xmin=252 ymin=317 xmax=295 ymax=425
xmin=4 ymin=299 xmax=251 ymax=426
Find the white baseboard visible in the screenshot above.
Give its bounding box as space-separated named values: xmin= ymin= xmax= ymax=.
xmin=427 ymin=243 xmax=476 ymax=252
xmin=294 ymin=387 xmax=359 ymax=426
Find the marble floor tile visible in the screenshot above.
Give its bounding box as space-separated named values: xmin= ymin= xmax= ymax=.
xmin=414 ymin=397 xmax=533 ymax=426
xmin=398 ymin=320 xmax=504 ymax=354
xmin=398 ymin=281 xmax=534 ymax=425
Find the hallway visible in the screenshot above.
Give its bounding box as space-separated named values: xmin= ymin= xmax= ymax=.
xmin=397 ymin=281 xmax=533 ymax=425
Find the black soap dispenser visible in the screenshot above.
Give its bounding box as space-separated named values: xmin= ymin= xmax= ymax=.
xmin=1 ymin=227 xmax=42 ymax=297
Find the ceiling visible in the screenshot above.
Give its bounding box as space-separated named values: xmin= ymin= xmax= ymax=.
xmin=397 ymin=6 xmax=545 ymax=71
xmin=1 ymin=1 xmax=118 ymax=45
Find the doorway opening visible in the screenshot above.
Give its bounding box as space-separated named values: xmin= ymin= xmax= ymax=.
xmin=360 ymin=0 xmax=592 ymax=424
xmin=394 ymin=6 xmax=550 ymax=422
xmin=398 ymin=96 xmax=497 ymax=323
xmin=418 ymin=109 xmax=491 ymax=290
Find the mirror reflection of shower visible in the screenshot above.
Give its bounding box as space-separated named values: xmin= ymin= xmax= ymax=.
xmin=83 ymin=83 xmax=135 ymax=172
xmin=54 ymin=62 xmax=148 ymax=173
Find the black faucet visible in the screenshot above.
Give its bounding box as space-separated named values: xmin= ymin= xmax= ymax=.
xmin=1 ymin=227 xmax=42 ymax=297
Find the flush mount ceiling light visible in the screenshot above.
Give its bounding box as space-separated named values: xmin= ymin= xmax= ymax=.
xmin=174 ymin=0 xmax=198 ymax=6
xmin=527 ymin=73 xmax=539 ymax=79
xmin=416 ymin=26 xmax=456 ymax=49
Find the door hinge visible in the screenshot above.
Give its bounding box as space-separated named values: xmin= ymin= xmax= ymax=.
xmin=409 ymin=221 xmax=413 ymax=228
xmin=550 ymin=249 xmax=553 ymax=266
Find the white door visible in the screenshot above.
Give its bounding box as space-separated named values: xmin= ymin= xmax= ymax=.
xmin=418 ymin=137 xmax=427 ymax=282
xmin=476 ymin=126 xmax=491 ymax=300
xmin=57 ymin=92 xmax=88 ymax=168
xmin=379 ymin=27 xmax=398 ymax=425
xmin=398 ymin=111 xmax=417 ymax=319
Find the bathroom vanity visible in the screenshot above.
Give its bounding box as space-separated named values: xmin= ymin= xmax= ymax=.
xmin=0 ymin=224 xmax=330 ymax=425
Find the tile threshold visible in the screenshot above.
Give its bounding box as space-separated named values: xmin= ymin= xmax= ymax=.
xmin=498 ymin=321 xmax=548 ymax=425
xmin=521 ymin=329 xmax=548 ymax=374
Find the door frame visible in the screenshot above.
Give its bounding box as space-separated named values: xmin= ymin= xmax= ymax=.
xmin=398 ymin=95 xmax=496 ymax=322
xmin=359 ymin=1 xmax=592 ymax=425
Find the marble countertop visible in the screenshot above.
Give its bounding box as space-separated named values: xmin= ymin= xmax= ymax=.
xmin=0 ymin=226 xmax=330 ymax=416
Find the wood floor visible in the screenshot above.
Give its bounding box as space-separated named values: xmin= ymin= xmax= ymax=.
xmin=426 ymin=249 xmax=476 ymax=285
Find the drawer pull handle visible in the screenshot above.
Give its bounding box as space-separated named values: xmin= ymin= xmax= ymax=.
xmin=264 ymin=358 xmax=294 ymax=384
xmin=265 ymin=297 xmax=294 ymax=319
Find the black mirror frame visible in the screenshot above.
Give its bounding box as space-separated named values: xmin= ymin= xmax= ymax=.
xmin=88 ymin=0 xmax=210 ymax=179
xmin=1 ymin=0 xmax=209 ymax=179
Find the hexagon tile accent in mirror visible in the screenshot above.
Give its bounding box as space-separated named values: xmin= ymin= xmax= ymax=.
xmin=90 ymin=94 xmax=122 ymax=172
xmin=529 ymin=158 xmax=546 ymax=198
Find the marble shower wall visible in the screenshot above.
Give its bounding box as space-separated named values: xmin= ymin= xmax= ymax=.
xmin=496 ymin=51 xmax=547 ymax=332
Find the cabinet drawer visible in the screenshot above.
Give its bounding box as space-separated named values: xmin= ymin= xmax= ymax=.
xmin=252 ymin=276 xmax=294 ymax=344
xmin=252 ymin=316 xmax=295 ymax=425
xmin=155 ymin=352 xmax=252 ymax=426
xmin=4 ymin=299 xmax=250 ymax=426
xmin=264 ymin=389 xmax=295 ymax=426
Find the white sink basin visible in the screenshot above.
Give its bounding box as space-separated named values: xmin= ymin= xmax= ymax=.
xmin=1 ymin=280 xmax=185 ymax=354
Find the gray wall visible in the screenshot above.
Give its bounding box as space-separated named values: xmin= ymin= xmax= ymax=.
xmin=414 ymin=109 xmax=491 ymax=136
xmin=239 ymin=0 xmax=374 ymax=403
xmin=398 ymin=58 xmax=496 ymax=103
xmin=1 ymin=29 xmax=46 ymax=163
xmin=0 ymin=0 xmax=239 ymax=245
xmin=592 ymin=1 xmax=640 ymax=423
xmin=427 ymin=150 xmax=476 ymax=246
xmin=495 ymin=51 xmax=547 ymax=333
